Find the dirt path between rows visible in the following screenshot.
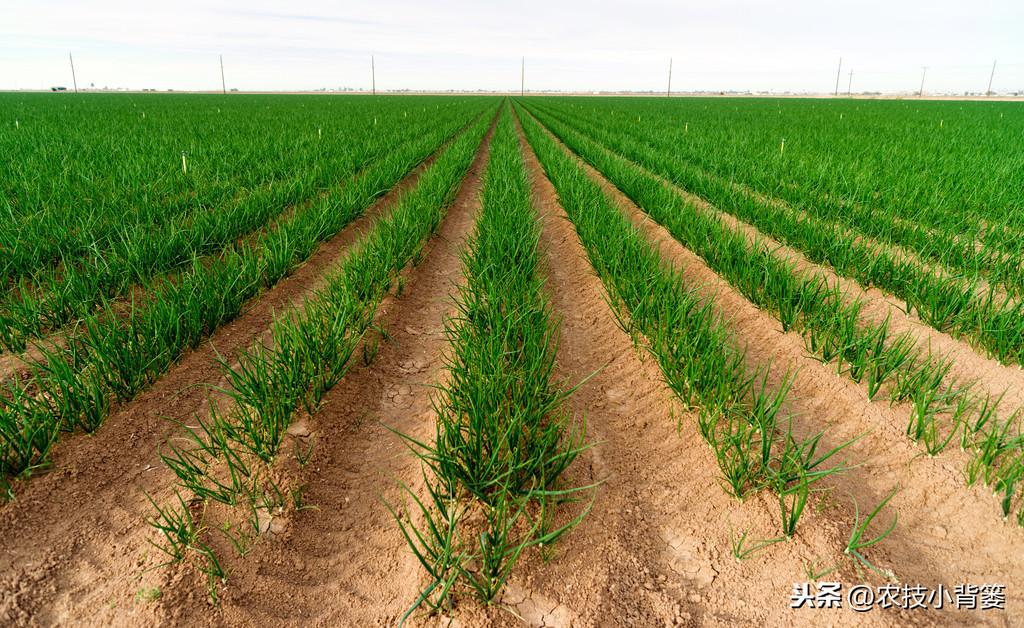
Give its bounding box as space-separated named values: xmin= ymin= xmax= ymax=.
xmin=520 ymin=110 xmax=1024 ymax=625
xmin=0 ymin=128 xmax=463 ymax=626
xmin=0 ymin=337 xmax=56 ymax=383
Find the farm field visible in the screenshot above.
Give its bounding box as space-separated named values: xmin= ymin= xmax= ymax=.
xmin=0 ymin=93 xmax=1023 ymax=626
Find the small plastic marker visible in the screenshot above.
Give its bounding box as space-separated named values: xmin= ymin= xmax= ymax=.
xmin=181 ymin=151 xmax=188 ymax=175
xmin=780 ymin=138 xmax=786 ymax=155
xmin=318 ymin=128 xmax=322 ymax=139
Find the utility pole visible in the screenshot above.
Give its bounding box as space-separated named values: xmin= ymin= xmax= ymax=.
xmin=919 ymin=66 xmax=927 ymax=97
xmin=371 ymin=55 xmax=376 ymax=95
xmin=521 ymin=56 xmax=525 ymax=97
xmin=847 ymin=69 xmax=853 ymax=96
xmin=987 ymin=59 xmax=997 ymax=96
xmin=69 ymin=53 xmax=78 ymax=93
xmin=834 ymin=57 xmax=842 ymax=96
xmin=220 ymin=55 xmax=226 ymax=94
xmin=667 ymin=57 xmax=673 ymax=97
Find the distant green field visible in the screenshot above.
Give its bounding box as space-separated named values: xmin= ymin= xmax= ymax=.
xmin=0 ymin=94 xmax=484 ymax=291
xmin=533 ymin=97 xmax=1024 ymax=235
xmin=0 ymin=93 xmax=494 ymax=475
xmin=520 ymin=96 xmax=1024 ymax=364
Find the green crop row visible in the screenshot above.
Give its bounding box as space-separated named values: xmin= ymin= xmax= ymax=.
xmin=392 ymin=106 xmax=588 ymax=618
xmin=537 ymin=101 xmax=1024 ymax=300
xmin=0 ymin=103 xmax=473 ymax=352
xmin=0 ymin=95 xmax=478 ymax=287
xmin=516 ymin=102 xmax=850 ymax=539
xmin=147 ymin=103 xmax=498 ymax=598
xmin=526 ymin=100 xmax=1024 ymax=367
xmin=0 ymin=101 xmax=497 ymax=481
xmin=532 ymin=99 xmax=1019 ymax=299
xmin=531 ymin=97 xmax=1024 ymax=253
xmin=518 ymin=101 xmax=1024 ymax=524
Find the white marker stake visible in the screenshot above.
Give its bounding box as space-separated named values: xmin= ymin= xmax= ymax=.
xmin=780 ymin=139 xmax=786 ymax=155
xmin=14 ymin=120 xmax=18 ymax=129
xmin=318 ymin=128 xmax=322 ymax=140
xmin=181 ymin=151 xmax=188 ymax=175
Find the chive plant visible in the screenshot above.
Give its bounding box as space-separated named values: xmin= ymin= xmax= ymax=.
xmin=391 ymin=108 xmax=589 ymax=618
xmin=0 ymin=95 xmax=479 ymax=289
xmin=844 ymin=488 xmax=899 ymax=578
xmin=582 ymin=107 xmax=1024 ymax=301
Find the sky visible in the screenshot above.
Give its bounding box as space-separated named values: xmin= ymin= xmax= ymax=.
xmin=1 ymin=0 xmax=1022 ymax=94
